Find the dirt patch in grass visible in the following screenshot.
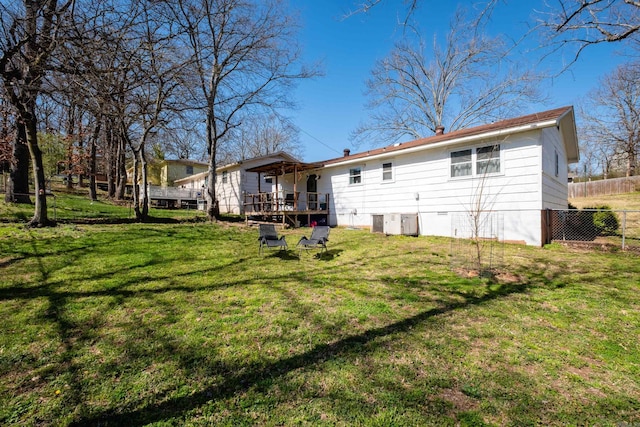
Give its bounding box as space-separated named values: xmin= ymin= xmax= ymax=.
xmin=438 ymin=388 xmax=479 ymax=413
xmin=454 ymin=268 xmax=524 ymax=284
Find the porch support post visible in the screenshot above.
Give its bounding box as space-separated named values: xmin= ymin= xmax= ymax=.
xmin=293 ymin=164 xmax=298 ymax=211
xmin=275 ymin=173 xmax=279 ymax=216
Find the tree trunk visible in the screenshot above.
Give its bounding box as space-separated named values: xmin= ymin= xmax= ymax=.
xmin=23 ymin=109 xmax=51 ymax=227
xmin=131 ymin=144 xmax=149 ymax=222
xmin=206 ymin=113 xmax=219 ymax=221
xmin=105 ymin=126 xmax=116 ymax=198
xmin=77 ymin=133 xmax=84 ymax=188
xmin=88 ymin=121 xmax=100 ymax=201
xmin=115 ymin=134 xmax=127 ymax=200
xmin=139 ymin=144 xmax=149 ymax=219
xmin=627 ymin=150 xmax=637 ymax=177
xmin=65 ymin=108 xmax=75 ymax=189
xmin=131 ymin=150 xmax=140 ymax=218
xmin=5 ymin=123 xmax=31 ymax=204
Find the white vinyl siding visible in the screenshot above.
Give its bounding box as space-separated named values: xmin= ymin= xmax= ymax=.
xmin=328 ymin=128 xmax=558 ymax=245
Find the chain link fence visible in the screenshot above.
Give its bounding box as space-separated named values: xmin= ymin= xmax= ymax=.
xmin=548 ymin=209 xmax=640 ymax=251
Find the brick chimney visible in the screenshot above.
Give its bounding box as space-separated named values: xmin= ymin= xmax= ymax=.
xmin=343 ymin=148 xmax=351 ymax=157
xmin=435 ymin=125 xmax=445 ymax=136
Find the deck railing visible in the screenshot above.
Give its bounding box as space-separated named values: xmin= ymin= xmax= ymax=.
xmin=147 ymin=185 xmax=202 ymax=200
xmin=244 ymin=191 xmax=329 ymax=213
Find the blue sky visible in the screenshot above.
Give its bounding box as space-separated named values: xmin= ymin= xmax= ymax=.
xmin=289 ymin=0 xmax=628 ymax=162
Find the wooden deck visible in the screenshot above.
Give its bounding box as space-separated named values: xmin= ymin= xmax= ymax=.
xmin=244 ymin=192 xmax=329 ymax=227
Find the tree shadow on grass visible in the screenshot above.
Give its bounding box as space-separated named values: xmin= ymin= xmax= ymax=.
xmin=295 ymin=248 xmax=343 ymax=261
xmin=262 ymin=249 xmax=300 ymax=261
xmin=68 ymin=280 xmax=532 ymax=426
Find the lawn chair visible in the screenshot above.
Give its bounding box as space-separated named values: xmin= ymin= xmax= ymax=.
xmin=297 ymin=225 xmax=330 ymax=257
xmin=258 ymin=224 xmax=288 ymax=255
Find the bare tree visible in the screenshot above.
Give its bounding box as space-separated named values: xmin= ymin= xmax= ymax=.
xmin=580 ymin=61 xmax=640 ymax=177
xmin=0 ymin=0 xmax=74 ymax=225
xmin=161 ymin=122 xmax=207 ymax=161
xmin=225 ymin=114 xmax=302 ymax=162
xmin=117 ymin=3 xmax=187 ymax=220
xmin=171 ymin=0 xmax=319 ymax=221
xmin=352 ymin=9 xmax=544 ymax=145
xmin=539 ymin=0 xmax=640 ymax=64
xmin=344 ymin=0 xmax=420 ymax=23
xmin=66 ymin=1 xmax=138 ymax=202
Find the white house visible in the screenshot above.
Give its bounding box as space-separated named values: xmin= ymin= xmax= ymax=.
xmin=244 ymin=106 xmax=579 ymax=246
xmin=174 ymin=151 xmax=299 ymax=214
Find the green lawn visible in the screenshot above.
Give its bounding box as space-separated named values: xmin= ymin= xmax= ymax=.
xmin=1 ymin=196 xmax=639 ymax=425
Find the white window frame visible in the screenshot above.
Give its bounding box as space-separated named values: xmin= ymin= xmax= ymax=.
xmin=450 ymin=149 xmax=472 ymax=178
xmin=222 ymin=170 xmax=228 ymax=184
xmin=382 ymin=161 xmax=394 ymax=182
xmin=349 ymin=167 xmax=362 ymax=185
xmin=476 ymin=144 xmax=501 ymax=176
xmin=450 ymin=144 xmax=502 ymax=179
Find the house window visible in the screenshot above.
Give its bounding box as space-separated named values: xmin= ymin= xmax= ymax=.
xmin=222 ymin=171 xmax=228 ymax=184
xmin=186 ymin=165 xmax=194 ymax=175
xmin=451 ymin=149 xmax=472 ymax=177
xmin=555 ymin=151 xmax=559 ymax=177
xmin=264 ymin=177 xmax=273 ymax=184
xmin=382 ymin=162 xmax=393 ymax=181
xmin=476 ymin=145 xmax=500 ymax=175
xmin=349 ymin=167 xmax=362 ymax=185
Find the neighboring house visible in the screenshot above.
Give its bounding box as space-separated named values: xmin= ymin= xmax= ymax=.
xmin=174 ymin=151 xmax=299 ymax=214
xmin=159 ymin=159 xmax=208 ymax=187
xmin=243 ymin=106 xmax=579 ymax=246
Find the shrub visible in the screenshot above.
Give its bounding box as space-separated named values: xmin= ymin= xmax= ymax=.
xmin=585 ymin=205 xmax=619 ymax=236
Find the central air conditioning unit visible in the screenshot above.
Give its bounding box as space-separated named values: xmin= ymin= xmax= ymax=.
xmin=374 ymin=213 xmax=419 ymax=236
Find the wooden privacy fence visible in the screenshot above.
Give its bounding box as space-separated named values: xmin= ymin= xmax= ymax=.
xmin=569 ymin=176 xmax=640 ymax=198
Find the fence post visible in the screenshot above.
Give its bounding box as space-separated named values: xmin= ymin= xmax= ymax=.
xmin=622 ymin=211 xmax=627 ymax=251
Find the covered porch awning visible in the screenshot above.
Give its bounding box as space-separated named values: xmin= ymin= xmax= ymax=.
xmin=245 ymin=160 xmax=323 ymax=195
xmin=245 ymin=160 xmax=323 ymax=177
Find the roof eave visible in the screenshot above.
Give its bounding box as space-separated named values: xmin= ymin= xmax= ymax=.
xmin=557 ymin=107 xmax=580 ymax=164
xmin=323 ymin=119 xmax=562 ymax=168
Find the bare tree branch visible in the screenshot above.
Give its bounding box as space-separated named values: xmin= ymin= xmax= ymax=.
xmin=538 ymin=0 xmax=640 ymax=66
xmin=170 ymin=0 xmax=320 ymax=221
xmin=352 ymin=8 xmax=545 ymax=145
xmin=579 ymin=61 xmax=640 ymax=177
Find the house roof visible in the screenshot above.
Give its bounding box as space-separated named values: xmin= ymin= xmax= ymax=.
xmin=173 ymin=151 xmax=304 ymax=185
xmin=216 ymin=151 xmax=300 ymax=173
xmin=161 ymin=159 xmax=209 ymax=167
xmin=322 ymin=106 xmax=579 ymax=166
xmin=245 ymin=160 xmax=324 ymax=175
